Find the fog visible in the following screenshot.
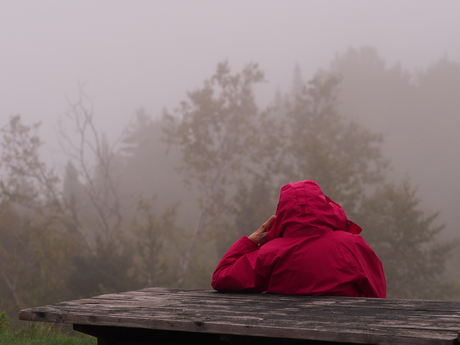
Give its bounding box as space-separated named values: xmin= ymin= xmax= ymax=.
xmin=3 ymin=1 xmax=460 ymax=309
xmin=2 ymin=2 xmax=458 ymax=132
xmin=2 ymin=0 xmax=460 ymax=235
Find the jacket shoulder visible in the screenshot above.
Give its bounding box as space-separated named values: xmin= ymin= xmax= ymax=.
xmin=327 ymin=230 xmax=373 ymax=251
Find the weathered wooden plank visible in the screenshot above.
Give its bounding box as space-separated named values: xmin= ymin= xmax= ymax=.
xmin=74 ymin=324 xmax=362 ymax=345
xmin=22 ymin=298 xmax=459 ymax=331
xmin=19 ymin=288 xmax=460 ymax=345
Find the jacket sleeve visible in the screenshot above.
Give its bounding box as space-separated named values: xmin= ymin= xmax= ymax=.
xmin=211 ymin=236 xmax=271 ymax=292
xmin=351 ymin=237 xmax=387 ymax=298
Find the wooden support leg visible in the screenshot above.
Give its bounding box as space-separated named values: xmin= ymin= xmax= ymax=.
xmin=97 ymin=337 xmax=115 ymax=345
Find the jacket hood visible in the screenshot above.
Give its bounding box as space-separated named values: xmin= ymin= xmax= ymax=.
xmin=266 ymin=180 xmax=361 ymax=241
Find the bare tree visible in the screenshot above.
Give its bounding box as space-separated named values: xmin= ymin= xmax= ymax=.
xmin=0 ymin=116 xmax=74 ymax=309
xmin=58 ymin=85 xmax=129 ymax=252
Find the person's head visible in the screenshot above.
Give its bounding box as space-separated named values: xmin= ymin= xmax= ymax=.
xmin=265 ymin=180 xmax=360 ymax=241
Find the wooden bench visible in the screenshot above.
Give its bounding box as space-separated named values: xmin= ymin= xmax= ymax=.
xmin=19 ymin=287 xmax=460 ymax=345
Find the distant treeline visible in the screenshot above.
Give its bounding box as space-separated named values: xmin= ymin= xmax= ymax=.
xmin=1 ymin=47 xmax=459 ymax=324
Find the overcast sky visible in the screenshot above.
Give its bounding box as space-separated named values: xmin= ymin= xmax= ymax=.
xmin=1 ymin=0 xmax=460 ymax=168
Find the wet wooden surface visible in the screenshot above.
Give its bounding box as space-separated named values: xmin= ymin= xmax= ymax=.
xmin=19 ymin=287 xmax=460 ymax=344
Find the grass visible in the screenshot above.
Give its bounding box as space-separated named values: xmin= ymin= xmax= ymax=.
xmin=0 ymin=312 xmax=96 ymax=345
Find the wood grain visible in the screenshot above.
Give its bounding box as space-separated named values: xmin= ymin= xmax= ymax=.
xmin=19 ymin=288 xmax=460 ymax=344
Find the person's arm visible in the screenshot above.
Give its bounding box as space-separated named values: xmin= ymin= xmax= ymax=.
xmin=352 ymin=237 xmax=387 ymax=298
xmin=211 ymin=216 xmax=275 ymax=292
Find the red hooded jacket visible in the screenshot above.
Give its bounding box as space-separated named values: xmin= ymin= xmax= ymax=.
xmin=211 ymin=180 xmax=386 ymax=298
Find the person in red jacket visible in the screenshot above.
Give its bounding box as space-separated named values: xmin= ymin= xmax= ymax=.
xmin=211 ymin=180 xmax=386 ymax=298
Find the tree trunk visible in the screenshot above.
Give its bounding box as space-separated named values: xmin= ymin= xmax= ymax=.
xmin=1 ymin=271 xmax=23 ymax=308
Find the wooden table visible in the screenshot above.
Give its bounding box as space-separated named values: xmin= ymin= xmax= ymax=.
xmin=19 ymin=288 xmax=460 ymax=345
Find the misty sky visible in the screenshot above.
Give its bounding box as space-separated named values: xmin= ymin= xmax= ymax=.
xmin=1 ymin=0 xmax=460 ymax=168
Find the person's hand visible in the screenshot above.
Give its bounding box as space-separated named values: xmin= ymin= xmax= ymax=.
xmin=248 ymin=215 xmax=276 ymax=245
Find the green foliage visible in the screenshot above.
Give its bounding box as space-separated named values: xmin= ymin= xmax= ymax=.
xmin=119 ymin=110 xmax=196 ymax=215
xmin=0 ymin=312 xmax=10 ymax=331
xmin=232 ymin=175 xmax=278 ymax=242
xmin=132 ymin=197 xmax=181 ymax=287
xmin=324 ymin=47 xmax=460 ymax=300
xmin=0 ymin=200 xmax=77 ymax=320
xmin=357 ymin=181 xmax=459 ymax=299
xmin=0 ymin=112 xmax=183 ymax=324
xmin=164 ymin=61 xmax=270 ymax=286
xmin=164 ymin=61 xmax=266 ymax=212
xmin=213 ymin=174 xmax=281 ymax=262
xmin=58 ymin=95 xmax=185 ymax=295
xmin=0 ymin=116 xmax=78 ymax=322
xmin=0 ymin=115 xmax=60 ymax=204
xmin=0 ymin=315 xmax=96 ymax=345
xmin=283 ymin=73 xmax=387 ymax=213
xmin=331 ymin=48 xmax=460 ymax=255
xmin=67 ymin=241 xmax=137 ymax=298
